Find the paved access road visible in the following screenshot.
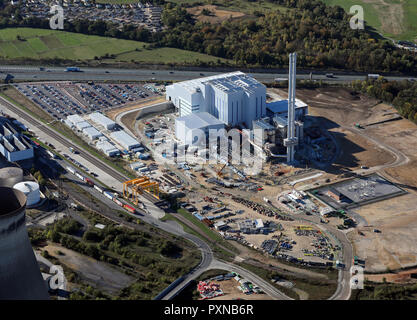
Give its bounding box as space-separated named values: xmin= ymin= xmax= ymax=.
xmin=1 ymin=65 xmax=416 ymax=83
xmin=0 ymin=94 xmax=293 ymax=300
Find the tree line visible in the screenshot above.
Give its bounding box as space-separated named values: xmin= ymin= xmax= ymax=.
xmin=351 ymin=78 xmax=417 ymax=124
xmin=1 ymin=0 xmax=417 ymax=73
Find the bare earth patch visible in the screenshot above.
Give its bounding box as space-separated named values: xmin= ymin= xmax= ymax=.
xmin=187 ymin=5 xmax=246 ymax=24
xmin=362 ymin=0 xmax=405 ymax=35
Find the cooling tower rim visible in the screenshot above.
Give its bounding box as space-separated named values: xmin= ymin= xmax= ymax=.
xmin=0 ymin=187 xmax=27 ymax=218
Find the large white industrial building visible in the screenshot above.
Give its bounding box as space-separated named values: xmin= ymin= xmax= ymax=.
xmin=110 ymin=130 xmax=141 ymax=151
xmin=89 ymin=112 xmax=117 ymax=130
xmin=175 ymin=112 xmax=225 ymax=145
xmin=0 ymin=120 xmax=34 ymax=162
xmin=168 ymin=62 xmax=308 ymax=164
xmin=96 ymin=139 xmax=120 ymax=157
xmin=166 ymin=71 xmax=266 ymax=129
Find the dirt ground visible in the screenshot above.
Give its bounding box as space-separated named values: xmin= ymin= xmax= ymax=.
xmin=42 ymin=243 xmax=135 ymax=294
xmin=348 ymin=193 xmax=417 ymax=272
xmin=105 ymin=96 xmax=164 ymax=121
xmin=365 ymin=268 xmax=417 ymax=284
xmin=187 ymin=5 xmax=246 ymax=24
xmin=271 ymin=87 xmax=417 ymax=273
xmin=271 ymin=88 xmax=396 ymax=173
xmin=208 ymin=278 xmax=273 ymax=300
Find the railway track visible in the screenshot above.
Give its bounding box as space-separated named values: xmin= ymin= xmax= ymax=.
xmin=0 ymin=95 xmax=162 ymax=204
xmin=1 ymin=96 xmax=128 ymax=181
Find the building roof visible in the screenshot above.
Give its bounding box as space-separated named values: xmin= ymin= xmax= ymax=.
xmin=253 ymin=119 xmax=275 ymax=130
xmin=110 ymin=130 xmax=140 ymax=149
xmin=83 ymin=126 xmax=103 ymax=138
xmin=89 ymin=112 xmax=116 ymax=128
xmin=266 ymin=99 xmax=308 ymax=114
xmin=76 ymin=121 xmax=92 ymax=130
xmin=272 ymin=115 xmax=288 ymax=128
xmin=168 ymin=71 xmax=264 ymax=94
xmin=176 ymin=112 xmax=225 ymax=130
xmin=67 ymin=114 xmax=85 ymax=124
xmin=96 ymin=140 xmax=119 ymax=154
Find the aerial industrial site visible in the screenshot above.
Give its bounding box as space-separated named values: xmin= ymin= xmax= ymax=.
xmin=1 ymin=55 xmax=416 ymax=303
xmin=1 ymin=0 xmax=417 ymax=308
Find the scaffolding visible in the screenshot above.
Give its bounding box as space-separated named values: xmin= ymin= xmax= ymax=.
xmin=122 ymin=177 xmax=159 ymax=205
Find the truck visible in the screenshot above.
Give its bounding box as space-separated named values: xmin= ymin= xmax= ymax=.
xmin=103 ymin=191 xmax=114 ymax=200
xmin=368 ymin=73 xmax=380 ymax=80
xmin=65 ymin=67 xmax=81 ymax=72
xmin=66 ymin=166 xmax=76 ymax=175
xmin=84 ymin=177 xmax=94 ymax=187
xmin=46 ymin=150 xmax=56 ymax=159
xmin=123 ymin=204 xmax=136 ymax=214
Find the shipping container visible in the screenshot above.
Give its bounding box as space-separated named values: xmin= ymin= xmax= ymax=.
xmin=94 ymin=185 xmax=104 ymax=193
xmin=103 ymin=191 xmax=114 ymax=200
xmin=123 ymin=204 xmax=136 ymax=214
xmin=75 ymin=172 xmax=84 ymax=180
xmin=66 ymin=166 xmax=76 ymax=175
xmin=84 ymin=178 xmax=94 ymax=186
xmin=113 ymin=198 xmax=123 ymax=207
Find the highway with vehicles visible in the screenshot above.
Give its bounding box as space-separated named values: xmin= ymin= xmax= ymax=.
xmin=1 ymin=65 xmax=416 ymax=83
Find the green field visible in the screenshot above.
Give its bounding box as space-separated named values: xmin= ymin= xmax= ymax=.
xmin=322 ymin=0 xmax=417 ymax=41
xmin=0 ymin=27 xmax=228 ymax=64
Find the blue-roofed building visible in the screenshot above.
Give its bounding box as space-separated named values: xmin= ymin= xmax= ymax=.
xmin=266 ymin=98 xmax=308 ymax=121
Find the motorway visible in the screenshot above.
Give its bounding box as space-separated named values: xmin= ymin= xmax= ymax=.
xmin=1 ymin=65 xmax=416 ymax=83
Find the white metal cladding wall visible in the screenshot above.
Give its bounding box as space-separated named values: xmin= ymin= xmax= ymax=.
xmin=89 ymin=112 xmax=116 ymax=130
xmin=110 ymin=131 xmax=140 ymax=150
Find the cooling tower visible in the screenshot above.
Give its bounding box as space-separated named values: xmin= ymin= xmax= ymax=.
xmin=0 ymin=187 xmax=49 ymax=300
xmin=0 ymin=167 xmax=23 ymax=188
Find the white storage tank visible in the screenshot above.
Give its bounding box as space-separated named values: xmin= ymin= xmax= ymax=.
xmin=13 ymin=181 xmax=40 ymax=206
xmin=0 ymin=167 xmax=23 ymax=188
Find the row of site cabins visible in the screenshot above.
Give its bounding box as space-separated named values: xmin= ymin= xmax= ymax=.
xmin=65 ymin=165 xmax=136 ymax=214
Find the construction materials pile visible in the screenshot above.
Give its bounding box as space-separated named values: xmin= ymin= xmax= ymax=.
xmin=197 ymin=281 xmax=224 ymax=300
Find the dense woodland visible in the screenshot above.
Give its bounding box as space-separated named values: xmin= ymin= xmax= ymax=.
xmin=351 ymin=78 xmax=417 ymax=124
xmin=1 ymin=0 xmax=417 ymax=73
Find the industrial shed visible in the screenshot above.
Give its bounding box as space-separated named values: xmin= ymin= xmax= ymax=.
xmin=83 ymin=126 xmax=103 ymax=140
xmin=110 ymin=130 xmax=141 ymax=150
xmin=175 ymin=112 xmax=225 ymax=145
xmin=96 ymin=140 xmax=120 ymax=157
xmin=66 ymin=114 xmax=85 ymax=125
xmin=89 ymin=112 xmax=117 ymax=130
xmin=75 ymin=121 xmax=92 ymax=131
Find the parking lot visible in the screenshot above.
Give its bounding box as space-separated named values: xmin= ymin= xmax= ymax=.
xmin=15 ymin=82 xmax=162 ymax=120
